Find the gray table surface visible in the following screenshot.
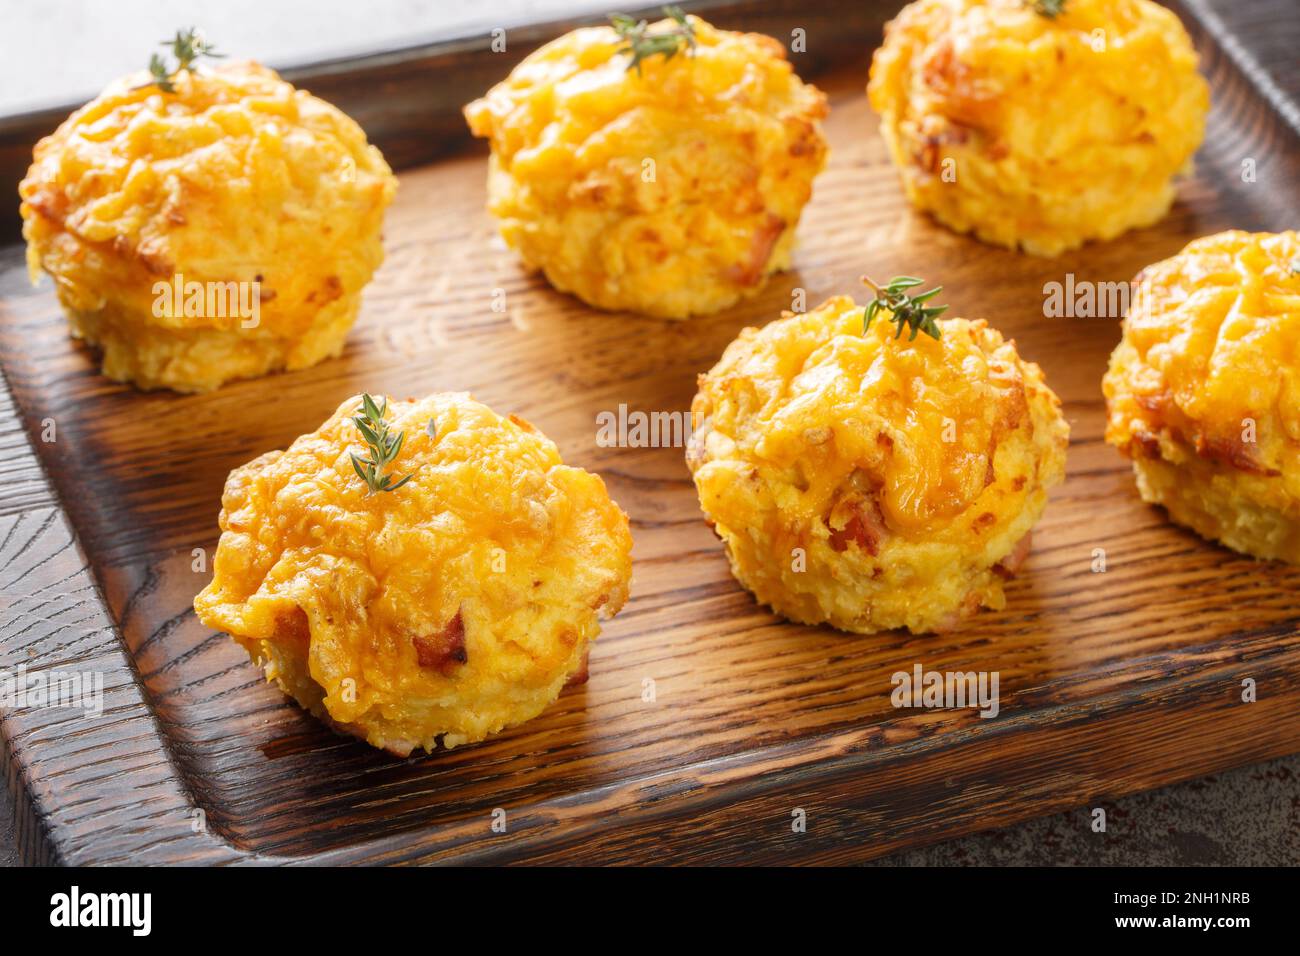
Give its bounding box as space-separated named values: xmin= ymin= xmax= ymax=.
xmin=2 ymin=0 xmax=1298 ymax=866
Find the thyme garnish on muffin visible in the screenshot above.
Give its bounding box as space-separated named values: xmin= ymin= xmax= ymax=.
xmin=610 ymin=6 xmax=696 ymax=74
xmin=351 ymin=393 xmax=413 ymax=494
xmin=862 ymin=276 xmax=948 ymax=341
xmin=142 ymin=27 xmax=224 ymax=93
xmin=1028 ymin=0 xmax=1068 ymax=18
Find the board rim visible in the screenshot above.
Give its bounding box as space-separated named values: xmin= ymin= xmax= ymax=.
xmin=1 ymin=0 xmax=1298 ymax=866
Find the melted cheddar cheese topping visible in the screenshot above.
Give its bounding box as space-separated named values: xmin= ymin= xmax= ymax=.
xmin=1104 ymin=230 xmax=1300 ymax=561
xmin=465 ymin=15 xmax=828 ymax=318
xmin=868 ymin=0 xmax=1208 ymax=255
xmin=20 ymin=61 xmax=396 ymax=391
xmin=689 ymin=296 xmax=1069 ymax=634
xmin=195 ymin=393 xmax=633 ymax=753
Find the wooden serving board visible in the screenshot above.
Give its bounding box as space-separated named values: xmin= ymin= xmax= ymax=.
xmin=1 ymin=0 xmax=1299 ymax=865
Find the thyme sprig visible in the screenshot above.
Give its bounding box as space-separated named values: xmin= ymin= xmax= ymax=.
xmin=350 ymin=394 xmax=413 ymax=495
xmin=1028 ymin=0 xmax=1069 ymax=18
xmin=142 ymin=27 xmax=224 ymax=93
xmin=862 ymin=275 xmax=948 ymax=342
xmin=610 ymin=6 xmax=696 ymax=75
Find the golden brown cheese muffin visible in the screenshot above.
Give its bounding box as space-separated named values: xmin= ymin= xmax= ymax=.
xmin=20 ymin=61 xmax=396 ymax=392
xmin=1103 ymin=230 xmax=1300 ymax=562
xmin=194 ymin=392 xmax=633 ymax=754
xmin=687 ymin=296 xmax=1069 ymax=633
xmin=868 ymin=0 xmax=1208 ymax=256
xmin=464 ymin=14 xmax=828 ymax=318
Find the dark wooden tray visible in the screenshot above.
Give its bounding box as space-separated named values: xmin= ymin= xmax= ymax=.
xmin=2 ymin=0 xmax=1298 ymax=865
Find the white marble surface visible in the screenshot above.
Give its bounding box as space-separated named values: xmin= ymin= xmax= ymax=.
xmin=1 ymin=0 xmax=613 ymax=114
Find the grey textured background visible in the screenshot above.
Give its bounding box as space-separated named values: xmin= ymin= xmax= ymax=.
xmin=2 ymin=0 xmax=1298 ymax=866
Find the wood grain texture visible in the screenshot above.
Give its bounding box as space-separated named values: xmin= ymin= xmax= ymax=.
xmin=1 ymin=0 xmax=1299 ymax=865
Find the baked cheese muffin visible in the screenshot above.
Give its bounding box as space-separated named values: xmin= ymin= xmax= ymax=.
xmin=464 ymin=12 xmax=828 ymax=318
xmin=194 ymin=392 xmax=633 ymax=754
xmin=1103 ymin=230 xmax=1300 ymax=562
xmin=20 ymin=60 xmax=396 ymax=392
xmin=687 ymin=295 xmax=1069 ymax=633
xmin=868 ymin=0 xmax=1208 ymax=256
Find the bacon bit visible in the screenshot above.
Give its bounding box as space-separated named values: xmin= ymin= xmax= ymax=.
xmin=919 ymin=39 xmax=995 ymax=126
xmin=1132 ymin=430 xmax=1162 ymax=458
xmin=972 ymin=512 xmax=996 ymax=531
xmin=1195 ymin=434 xmax=1280 ymax=476
xmin=994 ymin=532 xmax=1033 ymax=579
xmin=877 ymin=432 xmax=894 ymax=450
xmin=309 ymin=275 xmax=344 ymax=304
xmin=787 ymin=116 xmax=825 ymax=157
xmin=564 ymin=650 xmax=590 ymax=688
xmin=984 ymin=456 xmax=997 ymax=487
xmin=569 ymin=175 xmax=609 ymax=204
xmin=1012 ymin=475 xmax=1027 ymax=491
xmin=725 ymin=213 xmax=785 ymax=287
xmin=915 ymin=119 xmax=972 ymax=174
xmin=993 ymin=376 xmax=1027 ymax=434
xmin=1135 ymin=391 xmax=1170 ymax=414
xmin=380 ymin=739 xmax=417 ymax=759
xmin=934 ymin=589 xmax=985 ymax=633
xmin=412 ymin=610 xmax=467 ymax=676
xmin=24 ymin=189 xmax=68 ymax=225
xmin=272 ymin=607 xmax=311 ymax=645
xmin=134 ymin=237 xmax=174 ymax=276
xmin=829 ymin=498 xmax=886 ymax=556
xmin=159 ymin=181 xmax=188 ymax=227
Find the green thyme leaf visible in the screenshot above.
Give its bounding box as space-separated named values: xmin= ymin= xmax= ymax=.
xmin=351 ymin=393 xmax=413 ymax=495
xmin=139 ymin=27 xmax=224 ymax=93
xmin=610 ymin=5 xmax=697 ymax=75
xmin=862 ymin=275 xmax=949 ymax=342
xmin=1029 ymin=0 xmax=1069 ymax=18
